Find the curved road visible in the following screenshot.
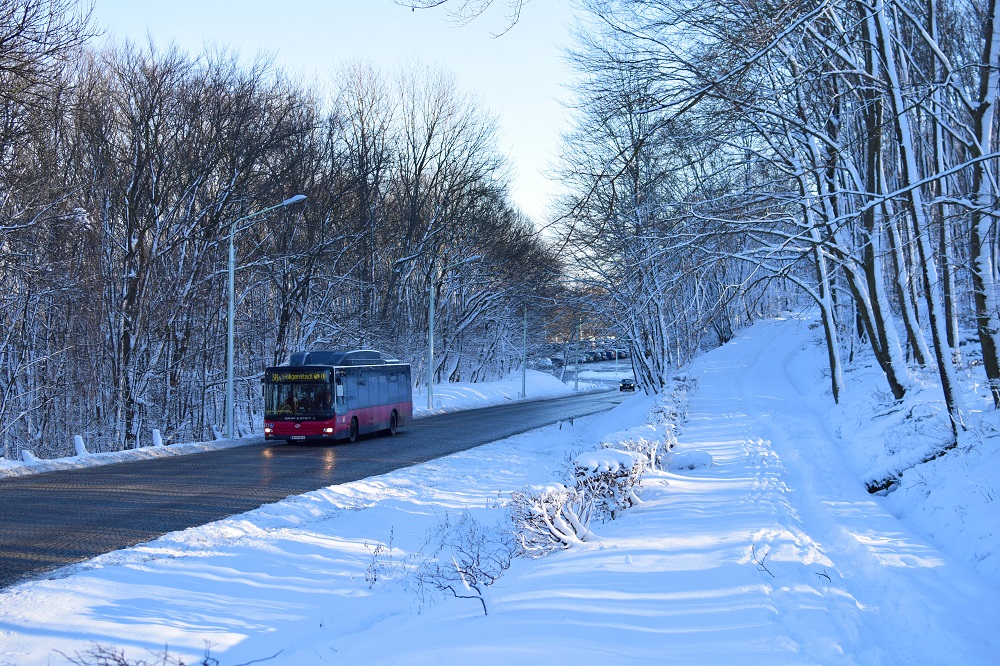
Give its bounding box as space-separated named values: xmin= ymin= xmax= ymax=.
xmin=0 ymin=389 xmax=625 ymax=589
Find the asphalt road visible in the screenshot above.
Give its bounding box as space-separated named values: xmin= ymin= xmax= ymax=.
xmin=0 ymin=389 xmax=626 ymax=589
xmin=554 ymin=357 xmax=636 ymax=389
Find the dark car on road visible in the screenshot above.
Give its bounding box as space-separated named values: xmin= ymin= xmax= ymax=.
xmin=620 ymin=378 xmax=636 ymax=391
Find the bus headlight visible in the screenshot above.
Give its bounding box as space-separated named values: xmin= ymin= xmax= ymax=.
xmin=323 ymin=427 xmax=334 ymax=434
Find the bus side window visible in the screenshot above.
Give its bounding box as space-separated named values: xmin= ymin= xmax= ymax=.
xmin=388 ymin=373 xmax=398 ymax=403
xmin=346 ymin=374 xmax=359 ymax=411
xmin=379 ymin=375 xmax=388 ymax=404
xmin=367 ymin=370 xmax=377 ymax=407
xmin=358 ymin=373 xmax=370 ymax=408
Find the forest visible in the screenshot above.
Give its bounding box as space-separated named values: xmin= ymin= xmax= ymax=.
xmin=550 ymin=0 xmax=999 ymax=451
xmin=2 ymin=0 xmax=998 ymax=462
xmin=0 ymin=1 xmax=562 ymax=457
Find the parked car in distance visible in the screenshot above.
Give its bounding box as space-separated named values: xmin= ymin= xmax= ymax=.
xmin=620 ymin=378 xmax=636 ymax=391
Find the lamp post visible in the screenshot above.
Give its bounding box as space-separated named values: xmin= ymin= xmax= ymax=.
xmin=226 ymin=194 xmax=307 ymax=439
xmin=426 ymin=256 xmax=480 ymax=410
xmin=427 ymin=274 xmax=434 ymax=410
xmin=521 ymin=302 xmax=527 ymax=399
xmin=518 ymin=295 xmax=558 ymax=399
xmin=574 ymin=320 xmax=581 ymax=392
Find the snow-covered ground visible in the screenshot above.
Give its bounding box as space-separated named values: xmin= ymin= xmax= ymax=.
xmin=0 ymin=370 xmax=589 ymax=479
xmin=1 ymin=316 xmax=998 ymax=665
xmin=411 ymin=367 xmax=602 ymax=416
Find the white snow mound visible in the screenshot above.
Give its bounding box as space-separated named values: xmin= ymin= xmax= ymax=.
xmin=576 ymin=448 xmax=640 ymax=473
xmin=668 ymin=450 xmax=713 ymax=471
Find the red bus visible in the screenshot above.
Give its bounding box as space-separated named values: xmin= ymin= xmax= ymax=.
xmin=263 ymin=350 xmax=412 ymax=442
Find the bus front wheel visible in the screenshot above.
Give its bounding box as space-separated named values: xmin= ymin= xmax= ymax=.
xmin=348 ymin=417 xmax=358 ymax=443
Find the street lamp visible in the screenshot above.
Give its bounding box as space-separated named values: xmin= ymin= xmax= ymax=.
xmin=226 ymin=194 xmax=307 ymax=439
xmin=517 ymin=295 xmax=558 ymax=400
xmin=426 ymin=256 xmax=480 ymax=410
xmin=522 ymin=302 xmax=527 ymax=399
xmin=575 ymin=319 xmax=581 ymax=392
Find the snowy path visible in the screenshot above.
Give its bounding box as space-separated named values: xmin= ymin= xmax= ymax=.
xmin=660 ymin=318 xmax=1000 ymax=662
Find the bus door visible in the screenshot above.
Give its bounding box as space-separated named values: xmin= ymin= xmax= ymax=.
xmin=334 ymin=369 xmax=347 ymax=414
xmin=336 ymin=368 xmax=355 ymax=436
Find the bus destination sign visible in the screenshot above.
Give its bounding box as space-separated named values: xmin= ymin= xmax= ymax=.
xmin=268 ymin=370 xmax=329 ymax=383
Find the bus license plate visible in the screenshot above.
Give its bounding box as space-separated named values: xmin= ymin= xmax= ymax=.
xmin=291 ymin=436 xmax=306 ymax=440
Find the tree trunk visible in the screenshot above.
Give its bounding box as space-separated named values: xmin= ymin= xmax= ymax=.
xmin=870 ymin=0 xmax=964 ymax=434
xmin=969 ymin=0 xmax=1000 ymax=407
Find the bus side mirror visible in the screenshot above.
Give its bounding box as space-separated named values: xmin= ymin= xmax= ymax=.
xmin=336 ymin=384 xmax=344 ymax=397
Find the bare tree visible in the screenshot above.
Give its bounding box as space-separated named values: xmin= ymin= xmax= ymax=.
xmin=558 ymin=0 xmax=995 ymax=440
xmin=396 ymin=0 xmax=528 ymax=32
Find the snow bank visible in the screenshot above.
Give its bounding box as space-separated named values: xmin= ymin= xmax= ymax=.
xmin=668 ymin=450 xmax=713 ymax=471
xmin=829 ymin=334 xmax=1000 ymax=579
xmin=413 ymin=368 xmax=599 ymax=416
xmin=578 ymin=368 xmax=634 ymax=381
xmin=0 ymin=437 xmax=253 ymax=479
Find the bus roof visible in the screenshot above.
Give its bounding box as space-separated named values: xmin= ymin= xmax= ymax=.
xmin=284 ymin=349 xmax=405 ymax=367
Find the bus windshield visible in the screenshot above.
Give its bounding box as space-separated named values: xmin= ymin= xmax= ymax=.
xmin=265 ymin=382 xmax=335 ymax=418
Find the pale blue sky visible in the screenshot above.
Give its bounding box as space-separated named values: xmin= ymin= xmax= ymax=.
xmin=90 ymin=1 xmax=578 ymax=222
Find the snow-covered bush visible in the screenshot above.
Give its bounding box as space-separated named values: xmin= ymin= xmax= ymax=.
xmin=509 ymin=374 xmax=696 ymax=558
xmin=648 ymin=374 xmax=697 ymax=432
xmin=575 ymin=448 xmax=644 ymax=519
xmin=510 ymin=450 xmax=645 ymax=557
xmin=509 ymin=483 xmax=597 ymax=557
xmin=600 ymin=424 xmax=674 ymax=470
